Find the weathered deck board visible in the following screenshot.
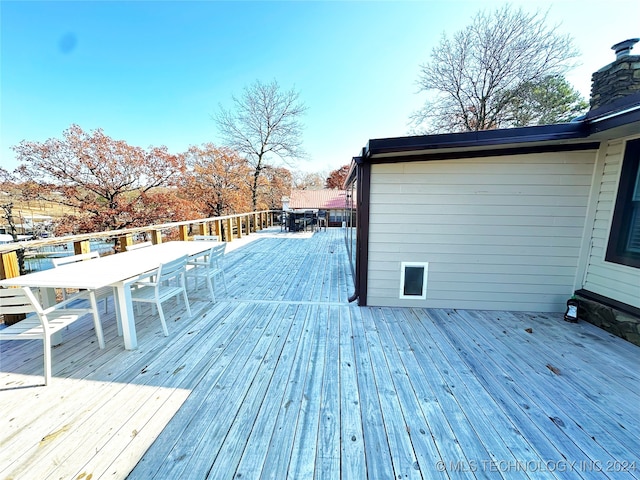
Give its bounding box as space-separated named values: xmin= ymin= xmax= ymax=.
xmin=130 ymin=302 xmax=291 ymax=479
xmin=259 ymin=304 xmax=320 ymax=479
xmin=380 ymin=308 xmax=505 ymax=480
xmin=454 ymin=309 xmax=640 ymax=452
xmin=1 ymin=227 xmax=639 ymax=479
xmin=314 ymin=304 xmax=341 ymax=479
xmin=360 ymin=307 xmax=422 ymax=480
xmin=350 ymin=306 xmax=396 ymax=480
xmin=338 ymin=304 xmax=367 ymax=480
xmin=429 ymin=308 xmax=640 ymax=479
xmin=287 ymin=304 xmax=327 ymax=480
xmin=389 ymin=308 xmax=505 ymax=480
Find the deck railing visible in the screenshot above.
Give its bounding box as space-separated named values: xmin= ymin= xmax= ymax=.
xmin=0 ymin=210 xmax=278 ymax=280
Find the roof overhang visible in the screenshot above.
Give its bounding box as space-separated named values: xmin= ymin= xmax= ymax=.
xmin=344 ymin=96 xmax=640 ymax=188
xmin=364 ymin=122 xmax=590 ymax=158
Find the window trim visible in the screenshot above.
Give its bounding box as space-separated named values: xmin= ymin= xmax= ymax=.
xmin=399 ymin=262 xmax=428 ymax=300
xmin=605 ymin=138 xmax=640 ymax=269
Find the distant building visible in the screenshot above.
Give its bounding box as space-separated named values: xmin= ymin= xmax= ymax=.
xmin=285 ymin=189 xmax=354 ymax=227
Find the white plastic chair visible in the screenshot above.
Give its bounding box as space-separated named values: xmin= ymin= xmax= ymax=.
xmin=0 ymin=287 xmax=104 ymax=385
xmin=193 ymin=235 xmax=220 ymax=242
xmin=52 ymin=252 xmax=113 ymax=314
xmin=129 ymin=255 xmax=192 ymax=336
xmin=126 ymin=241 xmax=153 ymax=251
xmin=186 ymin=243 xmax=227 ymax=302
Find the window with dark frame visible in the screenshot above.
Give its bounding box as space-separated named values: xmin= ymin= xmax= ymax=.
xmin=605 ymin=138 xmax=640 ymax=269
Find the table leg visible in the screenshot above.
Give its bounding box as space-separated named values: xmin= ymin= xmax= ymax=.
xmin=112 ymin=287 xmax=123 ymax=336
xmin=115 ymin=281 xmax=138 ymax=350
xmin=88 ymin=290 xmax=106 ymax=349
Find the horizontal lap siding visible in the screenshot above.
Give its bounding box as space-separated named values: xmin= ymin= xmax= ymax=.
xmin=367 ymin=151 xmax=597 ymax=311
xmin=582 ymin=138 xmax=640 ymax=307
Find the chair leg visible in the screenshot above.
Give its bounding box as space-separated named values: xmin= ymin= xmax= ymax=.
xmin=206 ymin=276 xmax=216 ymax=302
xmin=156 ymin=300 xmax=170 ymax=336
xmin=219 ymin=272 xmax=228 ymax=295
xmin=181 ymin=277 xmax=192 ymax=318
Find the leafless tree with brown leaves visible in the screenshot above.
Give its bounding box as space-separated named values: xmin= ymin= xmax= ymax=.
xmin=326 ymin=165 xmax=350 ymax=189
xmin=13 ymin=124 xmax=187 ymax=233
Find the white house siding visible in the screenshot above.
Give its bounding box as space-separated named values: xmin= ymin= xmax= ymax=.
xmin=366 ymin=151 xmax=597 ymax=311
xmin=580 ymin=137 xmax=640 ymax=308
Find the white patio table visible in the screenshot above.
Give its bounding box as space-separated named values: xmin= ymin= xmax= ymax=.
xmin=0 ymin=241 xmax=217 ymax=350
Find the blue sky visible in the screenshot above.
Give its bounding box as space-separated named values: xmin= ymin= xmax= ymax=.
xmin=1 ymin=1 xmax=638 ymax=175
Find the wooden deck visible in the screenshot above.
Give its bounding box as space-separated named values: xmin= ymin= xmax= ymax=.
xmin=1 ymin=227 xmax=639 ymax=479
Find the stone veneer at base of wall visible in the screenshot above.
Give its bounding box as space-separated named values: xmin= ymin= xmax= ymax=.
xmin=576 ymin=294 xmax=640 ymax=347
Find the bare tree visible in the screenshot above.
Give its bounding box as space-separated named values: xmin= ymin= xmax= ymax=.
xmin=412 ymin=5 xmax=580 ymax=133
xmin=215 ymin=80 xmax=307 ymax=210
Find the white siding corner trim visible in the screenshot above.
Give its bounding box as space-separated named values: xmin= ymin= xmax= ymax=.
xmin=399 ymin=262 xmax=428 ymax=300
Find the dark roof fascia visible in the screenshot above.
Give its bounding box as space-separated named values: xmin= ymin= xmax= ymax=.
xmin=585 ymin=92 xmax=640 ymax=121
xmin=586 ymin=101 xmax=640 ymax=135
xmin=363 ymin=123 xmax=589 ymax=158
xmin=364 ymin=142 xmax=601 ymax=165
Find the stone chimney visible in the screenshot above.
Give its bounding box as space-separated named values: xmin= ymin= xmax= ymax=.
xmin=590 ymin=38 xmax=640 ymax=111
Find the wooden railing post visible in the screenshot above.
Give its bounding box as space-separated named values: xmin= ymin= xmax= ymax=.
xmin=226 ymin=218 xmax=234 ymax=241
xmin=73 ymin=240 xmax=90 ymax=255
xmin=0 ymin=251 xmax=20 ymax=280
xmin=214 ymin=220 xmax=222 ymax=241
xmin=0 ymin=251 xmax=25 ymax=325
xmin=253 ymin=213 xmax=260 ymax=232
xmin=178 ymin=225 xmax=189 ymax=241
xmin=199 ymin=223 xmax=209 ymax=236
xmin=236 ymin=216 xmax=243 ymax=239
xmin=150 ymin=230 xmax=163 ymax=245
xmin=119 ymin=234 xmax=133 ymax=252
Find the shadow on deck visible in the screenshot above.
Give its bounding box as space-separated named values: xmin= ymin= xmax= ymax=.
xmin=1 ymin=227 xmax=639 ymax=479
